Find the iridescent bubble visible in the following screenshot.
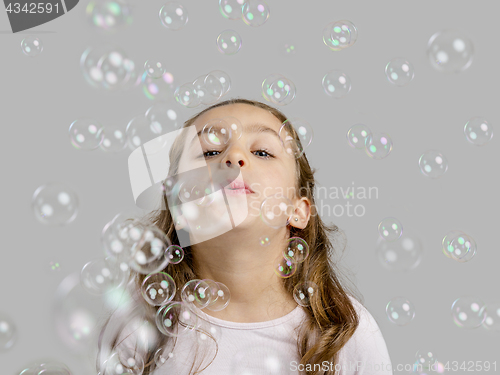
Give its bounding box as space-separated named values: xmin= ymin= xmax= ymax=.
xmin=0 ymin=313 xmax=17 ymax=352
xmin=451 ymin=296 xmax=486 ymax=329
xmin=418 ymin=150 xmax=448 ymax=178
xmin=414 ymin=350 xmax=439 ymax=374
xmin=274 ymin=256 xmax=297 ymax=278
xmin=386 ymin=297 xmax=416 ymax=326
xmin=31 ymin=183 xmax=79 ymax=226
xmin=376 ymin=231 xmax=423 ymax=272
xmin=441 ymin=230 xmax=464 ymax=260
xmin=365 ymin=132 xmax=393 ymax=159
xmin=216 ymin=29 xmax=242 ymax=55
xmin=156 ymin=301 xmax=198 ymax=337
xmin=219 ymin=0 xmax=245 ymax=20
xmin=159 ymin=2 xmax=189 ymax=30
xmin=165 ymin=245 xmax=184 ymax=264
xmin=378 ymin=217 xmax=403 ymax=242
xmin=102 ymin=349 xmax=144 ymax=375
xmin=69 ymin=118 xmax=104 ymax=151
xmin=224 ymin=115 xmax=243 ymax=141
xmin=204 ymin=281 xmax=231 ymax=312
xmin=202 ymin=118 xmax=232 ymax=146
xmin=283 ymin=43 xmax=296 ymax=55
xmin=174 ymin=82 xmax=201 ymax=108
xmin=260 ymin=195 xmax=294 ymax=229
xmin=322 ymin=70 xmax=351 ymax=98
xmin=85 ymin=0 xmax=133 ymax=31
xmin=293 ymin=281 xmax=318 ymax=307
xmin=385 ymin=57 xmax=415 ymax=86
xmin=209 ymin=70 xmax=231 ymax=96
xmin=99 ymin=125 xmax=128 ymax=153
xmin=98 ymin=47 xmax=133 ymax=90
xmin=322 ymin=20 xmax=357 ymax=51
xmin=145 ymin=102 xmax=179 ymax=133
xmin=142 ymin=70 xmax=175 ymax=101
xmin=259 ymin=236 xmax=271 ymax=246
xmin=261 ymin=74 xmax=296 ymax=106
xmin=464 ymin=116 xmax=493 ymax=146
xmin=427 ymin=29 xmax=474 ymax=73
xmin=141 ymin=272 xmax=176 ymax=306
xmin=130 ymin=226 xmax=171 ymax=274
xmin=278 ymin=118 xmax=312 ymax=159
xmin=126 ymin=113 xmax=170 ymax=151
xmin=80 ymin=257 xmax=129 ymax=295
xmin=444 ymin=232 xmax=477 ymax=262
xmin=482 ymin=302 xmax=500 ymax=331
xmin=49 ymin=261 xmax=61 ymax=272
xmin=21 ymin=35 xmax=43 ymax=57
xmin=181 ymin=280 xmax=212 ymax=309
xmin=241 ymin=0 xmax=270 ymax=27
xmin=347 ymin=124 xmax=372 ymax=149
xmin=145 ymin=60 xmax=166 ymax=79
xmin=200 ymin=74 xmax=224 ymax=105
xmin=284 ymin=237 xmax=309 ymax=263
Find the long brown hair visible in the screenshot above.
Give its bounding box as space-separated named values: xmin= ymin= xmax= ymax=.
xmin=97 ymin=97 xmax=362 ymax=375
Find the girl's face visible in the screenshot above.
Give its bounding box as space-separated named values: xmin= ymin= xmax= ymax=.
xmin=175 ymin=103 xmax=299 ymax=239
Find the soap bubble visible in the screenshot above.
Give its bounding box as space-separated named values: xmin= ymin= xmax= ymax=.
xmin=427 ymin=29 xmax=474 ymax=73
xmin=145 ymin=60 xmax=166 ymax=79
xmin=165 ymin=245 xmax=184 ymax=264
xmin=386 ymin=297 xmax=416 ymax=326
xmin=293 ymin=281 xmax=318 ymax=307
xmin=260 ymin=195 xmax=294 ymax=229
xmin=322 ymin=20 xmax=357 ymax=51
xmin=347 ymin=124 xmax=372 ymax=149
xmin=283 ymin=43 xmax=296 ymax=55
xmin=442 ymin=231 xmax=477 ymax=262
xmin=80 ymin=257 xmax=129 ymax=295
xmin=219 ymin=0 xmax=245 ymax=20
xmin=414 ymin=350 xmax=439 ymax=374
xmin=85 ymin=0 xmax=133 ymax=31
xmin=142 ymin=70 xmax=176 ymax=101
xmin=156 ymin=301 xmax=198 ymax=337
xmin=284 ymin=237 xmax=310 ymax=263
xmin=204 ymin=281 xmax=231 ymax=312
xmin=0 ymin=313 xmax=17 ymax=352
xmin=174 ymin=82 xmax=201 ymax=108
xmin=102 ymin=349 xmax=144 ymax=375
xmin=209 ymin=70 xmax=231 ymax=96
xmin=129 ymin=226 xmax=171 ymax=274
xmin=418 ymin=150 xmax=448 ymax=178
xmin=159 ymin=2 xmax=189 ymax=30
xmin=262 ymin=74 xmax=296 ymax=106
xmin=69 ymin=118 xmax=104 ymax=151
xmin=259 ymin=236 xmax=271 ymax=246
xmin=141 ymin=272 xmax=176 ymax=306
xmin=376 ymin=231 xmax=423 ymax=272
xmin=482 ymin=302 xmax=500 ymax=331
xmin=241 ymin=0 xmax=270 ymax=27
xmin=21 ymin=35 xmax=43 ymax=57
xmin=385 ymin=57 xmax=415 ymax=86
xmin=32 ymin=183 xmax=79 ymax=226
xmin=464 ymin=116 xmax=493 ymax=146
xmin=99 ymin=125 xmax=128 ymax=153
xmin=451 ymin=296 xmax=486 ymax=329
xmin=181 ymin=280 xmax=212 ymax=309
xmin=378 ymin=217 xmax=403 ymax=242
xmin=274 ymin=256 xmax=297 ymax=278
xmin=216 ymin=30 xmax=242 ymax=55
xmin=322 ymin=70 xmax=351 ymax=98
xmin=365 ymin=133 xmax=393 ymax=159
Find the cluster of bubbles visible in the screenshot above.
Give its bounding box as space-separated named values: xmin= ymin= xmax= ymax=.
xmin=31 ymin=182 xmax=79 ymax=226
xmin=20 ymin=35 xmax=43 ymax=57
xmin=441 ymin=230 xmax=477 ymax=263
xmin=378 ymin=217 xmax=403 ymax=242
xmin=159 ymin=1 xmax=189 ymax=30
xmin=261 ymin=74 xmax=296 ymax=106
xmin=322 ymin=20 xmax=358 ymax=51
xmin=376 ymin=230 xmax=423 ymax=272
xmin=174 ymin=70 xmax=232 ymax=108
xmin=385 ymin=57 xmax=415 ymax=86
xmin=346 ymin=123 xmax=393 ymax=160
xmin=219 ymin=0 xmax=270 ymax=27
xmin=86 ymin=0 xmax=133 ymax=31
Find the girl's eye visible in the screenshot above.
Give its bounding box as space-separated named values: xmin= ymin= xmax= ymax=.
xmin=201 ymin=149 xmax=274 ymax=159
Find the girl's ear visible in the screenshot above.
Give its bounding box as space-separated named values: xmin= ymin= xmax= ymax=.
xmin=289 ymin=197 xmax=311 ymax=230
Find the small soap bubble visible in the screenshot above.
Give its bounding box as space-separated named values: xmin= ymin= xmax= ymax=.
xmin=216 ymin=30 xmax=242 ymax=55
xmin=451 ymin=296 xmax=486 ymax=329
xmin=142 ymin=70 xmax=176 ymax=101
xmin=174 ymin=82 xmax=201 ymax=108
xmin=205 ymin=281 xmax=231 ymax=311
xmin=260 ymin=195 xmax=294 ymax=229
xmin=464 ymin=116 xmax=493 ymax=146
xmin=130 ymin=226 xmax=171 ymax=274
xmin=347 ymin=124 xmax=372 ymax=149
xmin=69 ymin=118 xmax=104 ymax=151
xmin=322 ymin=70 xmax=351 ymax=98
xmin=141 ymin=272 xmax=176 ymax=306
xmin=0 ymin=313 xmax=17 ymax=352
xmin=365 ymin=133 xmax=393 ymax=159
xmin=49 ymin=261 xmax=61 ymax=272
xmin=274 ymin=256 xmax=297 ymax=278
xmin=293 ymin=281 xmax=318 ymax=307
xmin=262 ymin=74 xmax=296 ymax=106
xmin=159 ymin=2 xmax=189 ymax=30
xmin=202 ymin=118 xmax=232 ymax=146
xmin=99 ymin=125 xmax=128 ymax=153
xmin=427 ymin=29 xmax=474 ymax=73
xmin=32 ymin=183 xmax=79 ymax=226
xmin=219 ymin=0 xmax=245 ymax=20
xmin=414 ymin=350 xmax=439 ymax=373
xmin=156 ymin=301 xmax=198 ymax=337
xmin=21 ymin=35 xmax=43 ymax=57
xmin=385 ymin=57 xmax=415 ymax=86
xmin=386 ymin=297 xmax=416 ymax=326
xmin=181 ymin=280 xmax=212 ymax=309
xmin=86 ymin=0 xmax=133 ymax=31
xmin=80 ymin=257 xmax=129 ymax=295
xmin=165 ymin=245 xmax=184 ymax=264
xmin=145 ymin=60 xmax=166 ymax=79
xmin=482 ymin=302 xmax=500 ymax=331
xmin=209 ymin=70 xmax=232 ymax=96
xmin=283 ymin=43 xmax=296 ymax=55
xmin=241 ymin=0 xmax=270 ymax=27
xmin=154 ymin=347 xmax=174 ymax=367
xmin=284 ymin=237 xmax=310 ymax=263
xmin=418 ymin=150 xmax=448 ymax=178
xmin=259 ymin=236 xmax=271 ymax=246
xmin=378 ymin=217 xmax=403 ymax=242
xmin=443 ymin=231 xmax=477 ymax=263
xmin=322 ymin=20 xmax=357 ymax=51
xmin=376 ymin=231 xmax=423 ymax=272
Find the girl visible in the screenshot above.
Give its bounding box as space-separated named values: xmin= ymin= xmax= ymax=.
xmin=97 ymin=98 xmax=393 ymax=375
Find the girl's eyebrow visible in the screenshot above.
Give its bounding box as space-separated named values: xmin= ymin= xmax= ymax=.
xmin=190 ymin=122 xmax=281 ymax=146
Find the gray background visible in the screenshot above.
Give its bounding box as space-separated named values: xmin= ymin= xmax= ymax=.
xmin=1 ymin=0 xmax=499 ymax=373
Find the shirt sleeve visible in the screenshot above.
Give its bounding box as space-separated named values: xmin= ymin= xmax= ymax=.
xmin=336 ymin=297 xmax=394 ymax=375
